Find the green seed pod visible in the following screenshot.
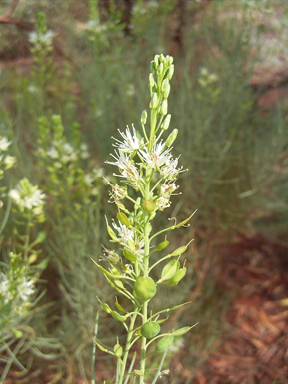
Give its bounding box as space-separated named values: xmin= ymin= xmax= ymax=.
xmin=170 ymin=244 xmax=187 ymax=257
xmin=134 ymin=277 xmax=157 ymax=301
xmin=141 ymin=321 xmax=161 ymax=339
xmin=150 ymin=92 xmax=159 ymax=109
xmin=166 ymin=267 xmax=187 ymax=286
xmin=157 ymin=240 xmax=169 ymax=251
xmin=157 ymin=62 xmax=164 ymax=76
xmin=165 ymin=128 xmax=178 ymax=148
xmin=171 ymin=325 xmax=191 ymax=336
xmin=107 ymin=225 xmax=118 ymax=241
xmin=161 ymin=114 xmax=171 ymax=131
xmin=142 ymin=199 xmax=155 ymax=214
xmin=117 ymin=212 xmax=131 ymax=228
xmin=149 ymin=73 xmax=155 ymax=88
xmin=113 ymin=343 xmax=123 ymax=358
xmin=160 ymin=259 xmax=180 ymax=282
xmin=167 ymin=64 xmax=174 ymax=80
xmin=155 ymin=335 xmax=174 ymax=353
xmin=141 ymin=110 xmax=147 ymax=124
xmin=123 ymin=249 xmax=137 ymax=262
xmin=111 ymin=311 xmax=126 ymax=322
xmin=160 ymin=99 xmax=168 ymax=115
xmin=101 ymin=302 xmax=112 ymax=314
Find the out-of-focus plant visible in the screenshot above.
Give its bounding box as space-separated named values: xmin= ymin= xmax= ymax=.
xmin=28 ymin=11 xmax=55 ymax=94
xmin=93 ymin=53 xmax=197 ymax=384
xmin=36 ymin=114 xmax=103 ymax=218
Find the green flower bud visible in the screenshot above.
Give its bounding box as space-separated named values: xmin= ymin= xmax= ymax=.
xmin=141 ymin=321 xmax=161 ymax=339
xmin=154 ymin=54 xmax=159 ymax=67
xmin=113 ymin=343 xmax=123 ymax=358
xmin=157 ymin=62 xmax=164 ymax=76
xmin=134 ymin=277 xmax=157 ymax=301
xmin=159 ymin=53 xmax=165 ymax=62
xmin=167 ymin=64 xmax=174 ymax=80
xmin=150 ymin=60 xmax=156 ymax=73
xmin=157 ymin=240 xmax=169 ymax=251
xmin=165 ymin=128 xmax=178 ymax=147
xmin=155 ymin=335 xmax=174 ymax=353
xmin=160 ymin=99 xmax=168 ymax=115
xmin=142 ymin=199 xmax=155 ymax=213
xmin=141 ymin=110 xmax=147 ymax=124
xmin=163 ymin=82 xmax=170 ymax=99
xmin=149 ymin=73 xmax=155 ymax=88
xmin=117 ymin=212 xmax=131 ymax=228
xmin=161 ymin=78 xmax=169 ymax=94
xmin=161 ymin=114 xmax=171 ymax=131
xmin=150 ymin=92 xmax=159 ymax=109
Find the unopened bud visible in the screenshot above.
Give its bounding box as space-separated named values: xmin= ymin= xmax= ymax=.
xmin=167 ymin=64 xmax=174 ymax=80
xmin=161 ymin=78 xmax=170 ymax=99
xmin=154 ymin=54 xmax=159 ymax=67
xmin=161 ymin=114 xmax=171 ymax=130
xmin=141 ymin=110 xmax=147 ymax=124
xmin=165 ymin=128 xmax=178 ymax=147
xmin=149 ymin=73 xmax=155 ymax=88
xmin=150 ymin=92 xmax=159 ymax=109
xmin=160 ymin=99 xmax=168 ymax=115
xmin=159 ymin=53 xmax=165 ymax=62
xmin=157 ymin=62 xmax=164 ymax=76
xmin=150 ymin=60 xmax=156 ymax=73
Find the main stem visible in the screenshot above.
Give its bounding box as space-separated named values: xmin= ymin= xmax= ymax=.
xmin=139 ymin=169 xmax=151 ymax=383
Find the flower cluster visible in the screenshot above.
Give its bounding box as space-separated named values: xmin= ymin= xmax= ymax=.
xmin=0 ymin=136 xmax=17 ymax=208
xmin=0 ymin=252 xmax=35 ymax=338
xmin=28 ymin=29 xmax=55 ymax=48
xmin=9 ymin=178 xmax=46 ymax=221
xmin=95 ymin=54 xmax=196 ymax=384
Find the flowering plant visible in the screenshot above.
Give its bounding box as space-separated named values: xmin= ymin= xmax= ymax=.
xmin=94 ymin=54 xmax=197 ymax=384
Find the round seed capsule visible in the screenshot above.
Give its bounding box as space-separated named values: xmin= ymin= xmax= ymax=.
xmin=155 ymin=335 xmax=174 ymax=353
xmin=141 ymin=321 xmax=161 ymax=339
xmin=133 ymin=277 xmax=157 ymax=301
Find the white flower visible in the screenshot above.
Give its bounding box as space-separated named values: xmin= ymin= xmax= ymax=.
xmin=160 ymin=156 xmax=185 ymax=181
xmin=9 ymin=178 xmax=46 ymax=211
xmin=0 ymin=137 xmax=12 ymax=151
xmin=155 ymin=196 xmax=170 ymax=210
xmin=80 ymin=143 xmax=90 ymax=159
xmin=18 ymin=278 xmax=34 ymax=302
xmin=106 ymin=181 xmax=127 ymax=202
xmin=4 ymin=155 xmax=17 ymax=169
xmin=106 ymin=151 xmax=141 ymax=187
xmin=139 ymin=141 xmax=172 ymax=169
xmin=92 ymin=167 xmax=105 ymax=179
xmin=113 ymin=125 xmax=143 ymax=153
xmin=112 ymin=221 xmax=135 ymax=244
xmin=29 ymin=30 xmax=54 ymax=46
xmin=46 ymin=146 xmax=59 ymax=159
xmin=160 ymin=183 xmax=178 ymax=199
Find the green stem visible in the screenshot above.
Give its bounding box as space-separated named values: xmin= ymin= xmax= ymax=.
xmin=118 ymin=311 xmax=138 ymax=384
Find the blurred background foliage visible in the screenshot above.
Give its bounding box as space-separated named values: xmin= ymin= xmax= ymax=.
xmin=0 ymin=0 xmax=288 ymax=383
